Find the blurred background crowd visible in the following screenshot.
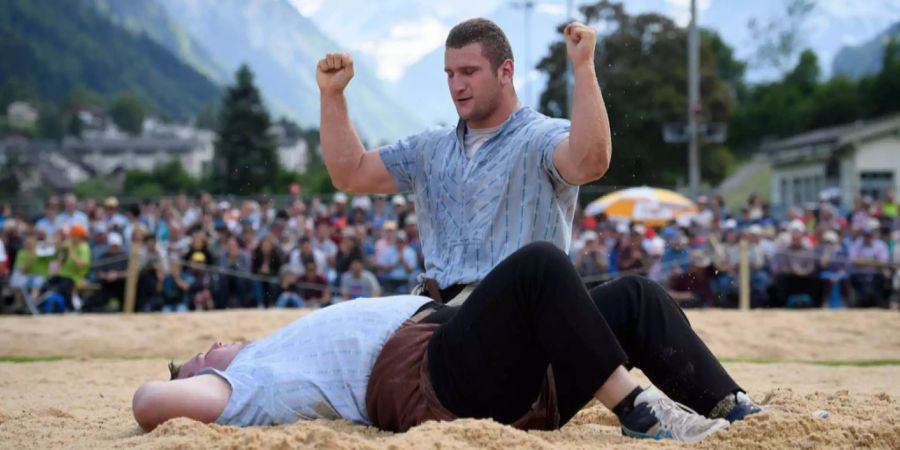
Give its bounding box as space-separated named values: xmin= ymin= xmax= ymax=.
xmin=0 ymin=188 xmax=898 ymax=314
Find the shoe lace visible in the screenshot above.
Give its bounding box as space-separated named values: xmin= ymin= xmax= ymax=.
xmin=647 ymin=396 xmax=716 ymax=441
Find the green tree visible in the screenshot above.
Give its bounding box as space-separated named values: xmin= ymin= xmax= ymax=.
xmin=211 ymin=65 xmax=280 ymax=195
xmin=36 ymin=102 xmax=64 ymax=141
xmin=195 ymin=101 xmax=219 ymax=131
xmin=0 ymin=151 xmax=31 ymax=197
xmin=123 ymin=159 xmax=198 ymax=196
xmin=109 ymin=93 xmax=147 ymax=135
xmin=536 ymin=1 xmax=739 ymax=186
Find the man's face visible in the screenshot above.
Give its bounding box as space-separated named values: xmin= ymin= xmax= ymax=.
xmin=445 ymin=43 xmax=508 ymax=122
xmin=64 ymin=195 xmax=77 ymax=212
xmin=176 ymin=341 xmax=246 ymax=379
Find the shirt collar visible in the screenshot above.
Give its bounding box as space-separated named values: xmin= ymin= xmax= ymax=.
xmin=455 ymin=105 xmax=529 ymax=146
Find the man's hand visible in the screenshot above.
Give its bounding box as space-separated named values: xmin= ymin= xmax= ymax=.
xmin=316 ymin=53 xmax=354 ymax=95
xmin=564 ymin=22 xmax=597 ymax=69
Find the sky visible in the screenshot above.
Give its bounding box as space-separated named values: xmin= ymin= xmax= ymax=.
xmin=287 ymin=0 xmax=900 ymax=84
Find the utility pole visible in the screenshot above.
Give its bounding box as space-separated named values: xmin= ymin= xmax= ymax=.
xmin=687 ymin=0 xmax=701 ymax=197
xmin=511 ymin=1 xmax=535 ymax=107
xmin=566 ymin=0 xmax=574 ymax=118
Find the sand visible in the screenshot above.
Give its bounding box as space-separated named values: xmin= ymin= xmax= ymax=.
xmin=1 ymin=309 xmax=898 ymax=449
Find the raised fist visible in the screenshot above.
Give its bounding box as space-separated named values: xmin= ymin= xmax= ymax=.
xmin=316 ymin=53 xmax=355 ymax=94
xmin=564 ymin=22 xmax=597 ymax=69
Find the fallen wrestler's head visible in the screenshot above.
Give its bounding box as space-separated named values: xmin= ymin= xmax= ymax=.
xmin=168 ymin=341 xmax=248 ymax=379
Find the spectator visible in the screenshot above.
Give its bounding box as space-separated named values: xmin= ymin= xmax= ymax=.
xmin=848 ymin=219 xmax=889 ymax=307
xmin=289 ymin=237 xmax=327 ymax=277
xmin=817 ymin=229 xmax=849 ymax=308
xmin=370 ymin=195 xmax=394 ymax=230
xmin=35 ymin=198 xmax=61 ymax=239
xmin=667 ymin=250 xmax=717 ymax=308
xmin=252 ymin=235 xmax=282 ymax=308
xmin=56 ymin=193 xmax=89 ymax=231
xmin=616 ymin=227 xmax=647 ymax=274
xmin=275 ymin=267 xmax=304 ymax=308
xmin=86 ymin=232 xmax=128 ymax=312
xmin=298 ymin=260 xmax=331 ymax=307
xmin=711 ymin=221 xmax=740 ymax=307
xmin=772 ymin=220 xmax=818 ymax=307
xmin=312 ymin=221 xmax=338 ymax=274
xmin=101 ymin=196 xmax=128 ymax=231
xmin=42 ymin=223 xmax=91 ymax=312
xmin=187 ymin=252 xmax=215 ymax=311
xmin=9 ymin=233 xmax=49 ymax=308
xmin=160 ymin=259 xmax=193 ymax=313
xmin=744 ymin=225 xmax=772 ymax=307
xmin=378 ymin=230 xmax=419 ymax=295
xmin=340 ymin=258 xmax=381 ymax=300
xmin=571 ymin=230 xmax=609 ymax=283
xmin=334 ymin=233 xmax=363 ymax=284
xmin=218 ymin=237 xmax=252 ymax=308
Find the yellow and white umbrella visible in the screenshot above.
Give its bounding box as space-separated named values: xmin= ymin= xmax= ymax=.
xmin=584 ymin=186 xmax=697 ymax=226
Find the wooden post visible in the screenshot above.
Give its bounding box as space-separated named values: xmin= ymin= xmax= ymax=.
xmin=123 ymin=242 xmax=141 ymax=314
xmin=739 ymin=239 xmax=750 ymax=311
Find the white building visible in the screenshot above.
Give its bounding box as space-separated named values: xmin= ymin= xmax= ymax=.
xmin=63 ymin=118 xmax=215 ymax=177
xmin=765 ymin=113 xmax=900 ymax=208
xmin=6 ymin=101 xmax=38 ymax=128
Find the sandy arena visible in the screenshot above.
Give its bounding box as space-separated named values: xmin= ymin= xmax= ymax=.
xmin=1 ymin=308 xmax=898 ymax=449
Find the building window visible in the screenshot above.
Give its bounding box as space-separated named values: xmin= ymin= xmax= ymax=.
xmin=860 ymin=171 xmax=894 ymax=200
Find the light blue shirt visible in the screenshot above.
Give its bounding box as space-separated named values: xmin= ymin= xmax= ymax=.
xmin=200 ymin=295 xmax=429 ymax=427
xmin=380 ymin=107 xmax=575 ymax=288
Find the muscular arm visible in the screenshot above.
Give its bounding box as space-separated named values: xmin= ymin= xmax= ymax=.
xmin=318 ymin=53 xmax=398 ymax=194
xmin=552 ymin=23 xmax=612 ymax=186
xmin=132 ymin=374 xmax=231 ymax=432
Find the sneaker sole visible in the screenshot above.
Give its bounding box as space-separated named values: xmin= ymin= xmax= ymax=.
xmin=622 ymin=419 xmax=730 ymax=443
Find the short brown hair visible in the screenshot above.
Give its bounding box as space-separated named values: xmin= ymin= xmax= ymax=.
xmin=446 ymin=18 xmax=513 ymax=71
xmin=168 ymin=360 xmax=182 ymax=380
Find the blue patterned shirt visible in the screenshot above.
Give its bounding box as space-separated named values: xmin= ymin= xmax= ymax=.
xmin=380 ymin=107 xmax=577 ymax=288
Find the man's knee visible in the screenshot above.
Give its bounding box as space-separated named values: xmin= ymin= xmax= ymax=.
xmin=616 ymin=275 xmax=672 ymax=305
xmin=516 ymin=241 xmax=568 ymax=263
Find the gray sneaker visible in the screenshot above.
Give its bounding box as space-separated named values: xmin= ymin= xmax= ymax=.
xmin=620 ymin=387 xmax=730 ymax=442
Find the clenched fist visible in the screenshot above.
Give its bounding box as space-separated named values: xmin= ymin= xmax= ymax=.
xmin=317 ymin=53 xmax=354 ymax=95
xmin=564 ymin=22 xmax=597 ymax=69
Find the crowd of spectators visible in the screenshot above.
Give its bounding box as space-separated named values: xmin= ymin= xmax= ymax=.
xmin=0 ymin=189 xmax=898 ymax=314
xmin=569 ymin=192 xmax=900 ymax=309
xmin=0 ymin=191 xmax=422 ymax=313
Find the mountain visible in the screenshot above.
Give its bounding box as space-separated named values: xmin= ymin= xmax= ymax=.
xmin=156 ymin=0 xmax=423 ymax=144
xmin=84 ymin=0 xmax=229 ymax=84
xmin=832 ymin=21 xmax=900 ymax=80
xmin=0 ymin=0 xmax=220 ymax=119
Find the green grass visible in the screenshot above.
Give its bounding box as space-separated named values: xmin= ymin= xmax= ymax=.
xmin=720 ymin=357 xmax=900 ymax=367
xmin=0 ymin=355 xmax=69 ymax=363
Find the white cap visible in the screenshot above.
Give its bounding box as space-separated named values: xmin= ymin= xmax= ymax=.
xmin=392 ymin=194 xmax=407 ymax=206
xmin=615 ymin=222 xmax=630 ymax=234
xmin=722 ymin=219 xmax=737 ymax=230
xmin=333 ymin=192 xmax=348 ymax=204
xmin=647 ymin=239 xmax=665 ymax=256
xmin=633 ymin=224 xmax=646 ymax=235
xmin=788 ymin=219 xmax=805 ymax=233
xmin=582 ymin=230 xmax=598 ymax=241
xmin=823 ymin=230 xmax=839 ymax=244
xmin=351 ymin=195 xmax=371 ymax=211
xmin=747 ymin=224 xmax=762 ymax=235
xmin=107 ymin=232 xmax=124 ymax=247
